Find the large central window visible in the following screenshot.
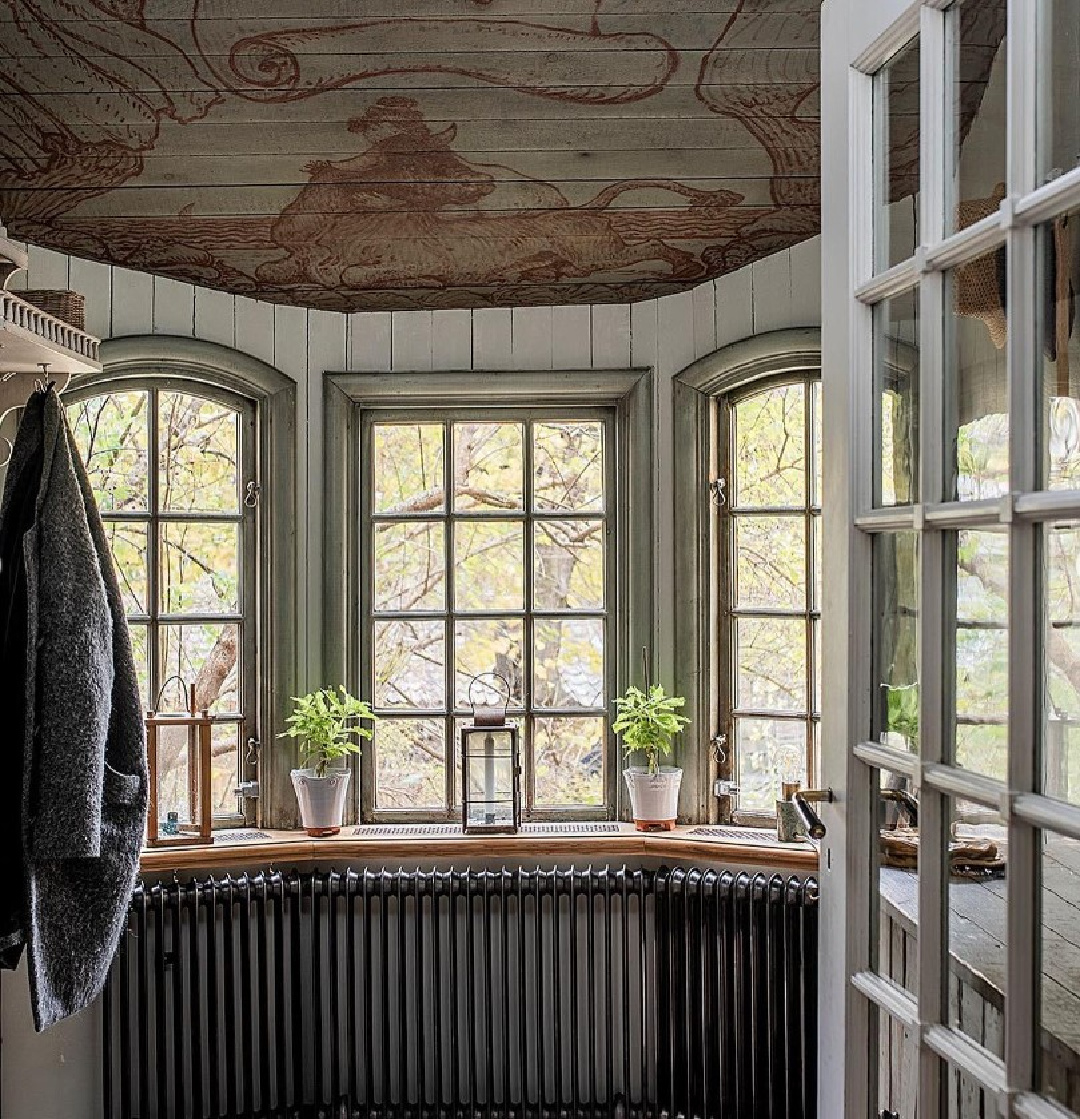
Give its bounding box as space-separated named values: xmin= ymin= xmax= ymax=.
xmin=361 ymin=410 xmax=615 ymax=819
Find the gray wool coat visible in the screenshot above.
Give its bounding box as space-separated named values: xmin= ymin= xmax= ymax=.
xmin=0 ymin=386 xmax=147 ymax=1030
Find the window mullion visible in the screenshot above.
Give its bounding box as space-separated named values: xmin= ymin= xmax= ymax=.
xmin=147 ymin=386 xmax=160 ymax=709
xmin=444 ymin=419 xmax=455 ymax=815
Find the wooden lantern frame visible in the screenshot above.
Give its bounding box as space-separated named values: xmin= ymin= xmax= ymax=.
xmin=145 ymin=682 xmax=215 ymax=848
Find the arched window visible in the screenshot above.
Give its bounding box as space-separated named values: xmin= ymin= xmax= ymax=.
xmin=65 ymin=338 xmax=297 ymax=829
xmin=673 ymin=329 xmax=822 ymax=825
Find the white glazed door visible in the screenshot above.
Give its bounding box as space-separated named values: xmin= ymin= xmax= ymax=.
xmin=821 ymin=1 xmax=1080 ymax=1116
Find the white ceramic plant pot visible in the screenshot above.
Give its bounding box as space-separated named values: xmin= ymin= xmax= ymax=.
xmin=623 ymin=766 xmax=682 ymax=831
xmin=291 ymin=768 xmax=351 ymax=836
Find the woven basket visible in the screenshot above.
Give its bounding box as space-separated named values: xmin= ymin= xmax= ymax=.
xmin=20 ymin=289 xmax=85 ymax=332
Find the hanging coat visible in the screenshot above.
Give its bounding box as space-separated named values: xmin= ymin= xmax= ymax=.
xmin=0 ymin=385 xmax=147 ymax=1030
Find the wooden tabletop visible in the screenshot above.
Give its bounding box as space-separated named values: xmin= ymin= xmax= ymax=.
xmin=139 ymin=823 xmax=820 ymax=875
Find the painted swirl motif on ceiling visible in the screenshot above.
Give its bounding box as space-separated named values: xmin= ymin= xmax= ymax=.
xmin=0 ymin=0 xmax=823 ymax=310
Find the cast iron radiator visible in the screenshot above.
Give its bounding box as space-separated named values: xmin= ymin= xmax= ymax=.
xmin=103 ymin=866 xmax=818 ymax=1119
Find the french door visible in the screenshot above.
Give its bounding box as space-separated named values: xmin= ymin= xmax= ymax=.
xmin=821 ymin=1 xmax=1080 ymax=1116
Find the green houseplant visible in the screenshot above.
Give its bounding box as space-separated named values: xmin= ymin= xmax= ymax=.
xmin=280 ymin=686 xmax=376 ymax=835
xmin=613 ymin=656 xmax=689 ymax=831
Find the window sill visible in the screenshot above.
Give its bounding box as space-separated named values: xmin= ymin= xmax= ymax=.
xmin=140 ymin=823 xmax=819 ymax=874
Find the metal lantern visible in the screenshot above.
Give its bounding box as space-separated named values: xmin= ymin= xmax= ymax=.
xmin=145 ymin=678 xmax=215 ymax=848
xmin=460 ymin=673 xmax=521 ymax=835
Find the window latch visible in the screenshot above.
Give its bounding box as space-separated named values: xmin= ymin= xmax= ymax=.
xmin=235 ymin=780 xmax=260 ymax=799
xmin=709 ymin=478 xmax=726 ymax=508
xmin=244 ymin=480 xmax=261 ymax=508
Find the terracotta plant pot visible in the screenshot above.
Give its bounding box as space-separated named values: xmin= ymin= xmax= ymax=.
xmin=291 ymin=768 xmax=351 ymax=836
xmin=623 ymin=766 xmax=682 ymax=831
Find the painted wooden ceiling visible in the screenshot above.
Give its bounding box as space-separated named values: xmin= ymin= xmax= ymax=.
xmin=3 ymin=3 xmax=815 ymax=311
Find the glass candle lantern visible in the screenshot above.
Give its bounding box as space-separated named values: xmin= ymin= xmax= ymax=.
xmin=460 ymin=674 xmax=521 ymax=835
xmin=145 ymin=679 xmax=215 ymax=847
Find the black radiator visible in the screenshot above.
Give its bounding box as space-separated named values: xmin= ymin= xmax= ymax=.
xmin=103 ymin=866 xmax=818 ymax=1119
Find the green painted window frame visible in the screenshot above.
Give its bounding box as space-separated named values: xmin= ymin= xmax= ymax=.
xmin=73 ymin=337 xmax=299 ymax=830
xmin=673 ymin=328 xmax=822 ymax=825
xmin=323 ymin=369 xmax=654 ymax=825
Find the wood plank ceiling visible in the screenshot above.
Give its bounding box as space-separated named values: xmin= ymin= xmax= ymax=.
xmin=0 ymin=1 xmax=824 ymax=311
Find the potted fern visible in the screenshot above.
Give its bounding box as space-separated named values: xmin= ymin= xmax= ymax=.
xmin=280 ymin=686 xmax=377 ymax=835
xmin=613 ymin=653 xmax=689 ymax=831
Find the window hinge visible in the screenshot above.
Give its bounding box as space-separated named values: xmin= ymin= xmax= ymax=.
xmin=244 ymin=479 xmax=261 ymax=508
xmin=709 ymin=478 xmax=727 ymax=508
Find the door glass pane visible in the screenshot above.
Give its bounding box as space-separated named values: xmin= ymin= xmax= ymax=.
xmin=732 ymin=382 xmax=805 ymax=508
xmin=534 ymin=716 xmax=605 ymax=807
xmin=1039 ymin=830 xmax=1080 ymax=1109
xmin=953 ymin=529 xmax=1009 ymax=780
xmin=735 ymin=717 xmax=806 ymax=814
xmin=947 ymin=252 xmax=1010 ymax=501
xmin=875 ymin=767 xmax=920 ymax=988
xmin=876 ymin=36 xmax=921 ymax=271
xmin=875 ymin=1007 xmax=920 ymax=1119
xmin=949 ymin=0 xmax=1008 ymax=235
xmin=374 ymin=718 xmax=446 ymax=810
xmin=874 ymin=532 xmax=920 ymax=752
xmin=946 ymin=1059 xmax=998 ymax=1119
xmin=946 ymin=798 xmax=1007 ymax=1055
xmin=875 ymin=289 xmax=920 ymax=506
xmin=159 ymin=392 xmax=241 ymax=514
xmin=374 ymin=423 xmax=444 ymax=514
xmin=1039 ymin=206 xmax=1080 ymax=490
xmin=734 ymin=515 xmax=807 ymax=611
xmin=1038 ymin=0 xmax=1080 ymax=185
xmin=1043 ymin=523 xmax=1080 ymax=803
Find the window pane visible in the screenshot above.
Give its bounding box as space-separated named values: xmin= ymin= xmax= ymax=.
xmin=210 ymin=723 xmax=241 ymax=816
xmin=954 ymin=529 xmax=1008 ymax=779
xmin=159 ymin=623 xmax=240 ymax=715
xmin=811 ymin=379 xmax=823 ymax=508
xmin=454 ymin=618 xmax=524 ymax=709
xmin=159 ymin=392 xmax=240 ymax=514
xmin=1038 ymin=0 xmax=1080 ymax=184
xmin=373 ymin=620 xmax=445 ymax=710
xmin=533 ymin=618 xmax=604 ymax=709
xmin=946 ymin=798 xmax=1007 ymax=1055
xmin=534 ymin=716 xmax=605 ymax=806
xmin=453 ymin=521 xmax=523 ymax=612
xmin=1039 ymin=206 xmax=1080 ymax=490
xmin=534 ymin=520 xmax=604 ymax=611
xmin=947 ymin=250 xmax=1009 ymax=501
xmin=374 ymin=718 xmax=446 ymax=810
xmin=874 ymin=532 xmax=920 ymax=752
xmin=812 ymin=514 xmax=822 ymax=613
xmin=949 ymin=1 xmax=1008 ymax=235
xmin=453 ymin=422 xmax=523 ymax=511
xmin=160 ymin=522 xmax=240 ymax=615
xmin=735 ymin=616 xmax=807 ymax=713
xmin=128 ymin=622 xmax=150 ymax=709
xmin=68 ymin=391 xmax=149 ymax=512
xmin=875 ymin=289 xmax=920 ymax=506
xmin=734 ymin=515 xmax=807 ymax=611
xmin=374 ymin=521 xmax=445 ymax=613
xmin=1043 ymin=524 xmax=1080 ymax=803
xmin=106 ymin=521 xmax=148 ymax=616
xmin=1039 ymin=830 xmax=1080 ymax=1108
xmin=732 ymin=383 xmax=805 ymax=508
xmin=876 ymin=36 xmax=921 ymax=271
xmin=533 ymin=421 xmax=604 ymax=512
xmin=735 ymin=717 xmax=805 ymax=813
xmin=374 ymin=423 xmax=444 ymax=514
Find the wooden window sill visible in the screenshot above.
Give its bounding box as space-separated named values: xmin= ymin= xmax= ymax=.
xmin=140 ymin=824 xmax=819 ymax=874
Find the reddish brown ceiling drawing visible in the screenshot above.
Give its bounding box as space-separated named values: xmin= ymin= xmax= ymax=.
xmin=0 ymin=1 xmax=823 ymax=311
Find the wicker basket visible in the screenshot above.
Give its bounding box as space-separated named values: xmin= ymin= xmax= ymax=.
xmin=20 ymin=289 xmax=86 ymax=331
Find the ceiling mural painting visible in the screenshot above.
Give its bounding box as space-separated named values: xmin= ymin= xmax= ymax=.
xmin=0 ymin=0 xmax=823 ymax=311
